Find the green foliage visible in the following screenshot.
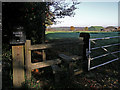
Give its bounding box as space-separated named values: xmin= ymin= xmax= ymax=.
xmin=2 ymin=44 xmax=12 ymax=67
xmin=23 ymin=77 xmax=42 ymax=89
xmin=3 ymin=2 xmax=80 ymax=44
xmin=85 ymin=27 xmax=88 ymax=31
xmin=88 ymin=26 xmax=104 ymax=31
xmin=2 ymin=44 xmax=13 ymax=89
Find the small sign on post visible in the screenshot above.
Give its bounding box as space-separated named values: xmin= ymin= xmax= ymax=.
xmin=10 ymin=26 xmax=26 ymax=45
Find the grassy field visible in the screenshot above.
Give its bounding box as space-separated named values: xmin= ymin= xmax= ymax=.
xmin=46 ymin=31 xmax=119 ymax=40
xmin=45 ymin=31 xmax=106 ymax=34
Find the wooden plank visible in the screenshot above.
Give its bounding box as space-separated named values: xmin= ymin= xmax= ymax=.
xmin=74 ymin=69 xmax=83 ymax=75
xmin=12 ymin=45 xmax=25 ymax=88
xmin=59 ymin=54 xmax=83 ymax=76
xmin=59 ymin=54 xmax=82 ymax=63
xmin=59 ymin=54 xmax=73 ymax=63
xmin=31 ymin=59 xmax=61 ymax=70
xmin=25 ymin=40 xmax=31 ymax=80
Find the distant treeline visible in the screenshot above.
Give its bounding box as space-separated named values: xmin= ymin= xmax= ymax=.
xmin=46 ymin=27 xmax=85 ymax=31
xmin=47 ymin=26 xmax=119 ymax=32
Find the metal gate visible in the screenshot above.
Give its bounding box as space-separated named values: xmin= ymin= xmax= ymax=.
xmin=87 ymin=36 xmax=120 ymax=71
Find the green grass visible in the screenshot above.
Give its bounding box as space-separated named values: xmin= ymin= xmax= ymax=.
xmin=45 ymin=31 xmax=107 ymax=34
xmin=46 ymin=31 xmax=119 ymax=40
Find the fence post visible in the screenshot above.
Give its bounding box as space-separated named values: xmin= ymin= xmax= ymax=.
xmin=79 ymin=33 xmax=90 ymax=71
xmin=42 ymin=50 xmax=46 ymax=61
xmin=25 ymin=40 xmax=31 ymax=80
xmin=12 ymin=45 xmax=25 ymax=88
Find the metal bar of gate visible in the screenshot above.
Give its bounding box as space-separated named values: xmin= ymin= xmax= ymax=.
xmin=88 ymin=40 xmax=91 ymax=71
xmin=88 ymin=36 xmax=120 ymax=71
xmin=89 ymin=58 xmax=120 ymax=70
xmin=91 ymin=43 xmax=120 ymax=50
xmin=91 ymin=51 xmax=120 ymax=61
xmin=90 ymin=36 xmax=120 ymax=41
xmin=91 ymin=40 xmax=118 ymax=58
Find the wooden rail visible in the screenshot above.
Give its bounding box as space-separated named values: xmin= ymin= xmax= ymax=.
xmin=31 ymin=59 xmax=61 ymax=70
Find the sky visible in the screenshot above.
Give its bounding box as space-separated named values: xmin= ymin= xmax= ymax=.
xmin=51 ymin=1 xmax=118 ymax=27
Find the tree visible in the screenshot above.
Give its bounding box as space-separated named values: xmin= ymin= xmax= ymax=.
xmin=3 ymin=1 xmax=80 ymax=44
xmin=70 ymin=26 xmax=75 ymax=31
xmin=84 ymin=27 xmax=88 ymax=31
xmin=118 ymin=26 xmax=120 ymax=32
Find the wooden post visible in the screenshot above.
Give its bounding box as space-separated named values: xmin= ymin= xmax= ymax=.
xmin=42 ymin=50 xmax=46 ymax=61
xmin=12 ymin=45 xmax=25 ymax=88
xmin=79 ymin=33 xmax=90 ymax=71
xmin=51 ymin=65 xmax=61 ymax=83
xmin=42 ymin=25 xmax=46 ymax=61
xmin=25 ymin=40 xmax=31 ymax=80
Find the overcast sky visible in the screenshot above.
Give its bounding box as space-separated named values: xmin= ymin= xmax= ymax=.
xmin=51 ymin=2 xmax=118 ymax=27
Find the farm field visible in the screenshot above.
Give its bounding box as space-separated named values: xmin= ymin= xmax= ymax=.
xmin=46 ymin=31 xmax=119 ymax=39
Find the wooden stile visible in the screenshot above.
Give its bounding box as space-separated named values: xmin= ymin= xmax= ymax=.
xmin=11 ymin=35 xmax=85 ymax=87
